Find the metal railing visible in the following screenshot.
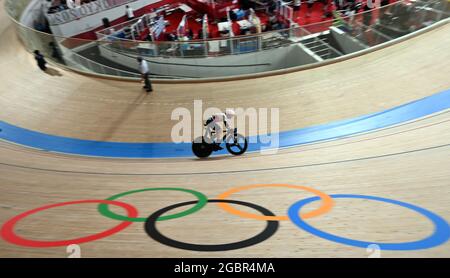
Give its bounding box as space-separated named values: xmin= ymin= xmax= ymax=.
xmin=70 ymin=50 xmax=140 ymax=77
xmin=4 ymin=0 xmax=450 ymax=79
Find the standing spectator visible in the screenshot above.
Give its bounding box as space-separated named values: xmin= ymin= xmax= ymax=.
xmin=187 ymin=28 xmax=194 ymax=40
xmin=168 ymin=32 xmax=178 ymax=41
xmin=293 ymin=0 xmax=301 ymax=19
xmin=344 ymin=0 xmax=357 ymax=25
xmin=34 ymin=50 xmax=47 ymax=71
xmin=137 ymin=57 xmax=152 ymax=93
xmin=380 ymin=0 xmax=390 ymax=16
xmin=268 ymin=0 xmax=277 ymax=14
xmin=66 ymin=0 xmax=76 ymax=9
xmin=363 ymin=0 xmax=374 ymax=28
xmin=306 ymin=0 xmax=315 ymax=17
xmin=269 ymin=12 xmax=278 ymax=29
xmin=125 ymin=5 xmax=135 ymax=21
xmin=321 ymin=0 xmax=332 ymax=18
xmin=49 ymin=42 xmax=63 ymax=62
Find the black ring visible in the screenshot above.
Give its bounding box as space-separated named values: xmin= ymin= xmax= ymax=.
xmin=144 ymin=199 xmax=279 ymax=252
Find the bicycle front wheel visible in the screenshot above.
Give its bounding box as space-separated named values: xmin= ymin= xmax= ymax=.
xmin=225 ymin=134 xmax=248 ymax=155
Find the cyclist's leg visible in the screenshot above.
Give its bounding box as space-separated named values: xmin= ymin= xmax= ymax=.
xmin=214 ymin=124 xmax=222 ymax=144
xmin=205 ymin=121 xmax=216 ymax=144
xmin=208 ymin=122 xmax=223 ymax=150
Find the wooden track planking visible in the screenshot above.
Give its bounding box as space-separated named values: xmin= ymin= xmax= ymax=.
xmin=0 ymin=4 xmax=449 ymax=142
xmin=0 ymin=2 xmax=449 ymax=258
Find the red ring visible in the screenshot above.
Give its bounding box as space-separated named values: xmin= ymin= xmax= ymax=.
xmin=1 ymin=200 xmax=138 ymax=247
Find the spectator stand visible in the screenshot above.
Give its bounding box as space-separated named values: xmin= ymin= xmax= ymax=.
xmin=186 ymin=0 xmax=240 ymax=22
xmin=96 ymin=13 xmax=166 ymax=56
xmin=214 ymin=6 xmax=235 ymax=54
xmin=235 ymin=8 xmax=262 ymax=53
xmin=275 ymin=0 xmax=294 ymax=26
xmin=174 ymin=14 xmax=206 ymax=56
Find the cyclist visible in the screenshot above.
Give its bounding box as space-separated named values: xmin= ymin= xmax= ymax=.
xmin=204 ymin=109 xmax=236 ymax=150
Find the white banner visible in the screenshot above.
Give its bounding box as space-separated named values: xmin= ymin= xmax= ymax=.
xmin=152 ymin=16 xmax=166 ymax=39
xmin=46 ymin=0 xmax=136 ymax=25
xmin=202 ymin=14 xmax=209 ymax=39
xmin=177 ymin=14 xmax=188 ymax=37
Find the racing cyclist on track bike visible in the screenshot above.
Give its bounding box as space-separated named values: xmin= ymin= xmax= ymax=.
xmin=204 ymin=109 xmax=236 ymax=151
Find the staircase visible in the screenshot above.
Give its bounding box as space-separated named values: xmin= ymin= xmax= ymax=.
xmin=300 ymin=35 xmax=342 ymax=60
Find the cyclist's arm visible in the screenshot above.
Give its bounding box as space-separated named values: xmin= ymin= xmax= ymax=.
xmin=223 ymin=118 xmax=229 ymax=129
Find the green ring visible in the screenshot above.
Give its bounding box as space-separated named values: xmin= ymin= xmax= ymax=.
xmin=98 ymin=188 xmax=208 ymax=222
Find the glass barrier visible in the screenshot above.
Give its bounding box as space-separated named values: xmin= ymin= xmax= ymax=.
xmin=4 ymin=0 xmax=449 ymax=79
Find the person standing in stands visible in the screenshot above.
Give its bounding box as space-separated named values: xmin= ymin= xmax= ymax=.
xmin=293 ymin=0 xmax=301 ymax=19
xmin=187 ymin=28 xmax=194 ymax=40
xmin=66 ymin=0 xmax=75 ymax=9
xmin=137 ymin=57 xmax=152 ymax=93
xmin=126 ymin=5 xmax=135 ymax=21
xmin=306 ymin=0 xmax=315 ymax=17
xmin=49 ymin=42 xmax=63 ymax=63
xmin=362 ymin=0 xmax=374 ymax=28
xmin=321 ymin=0 xmax=332 ymax=18
xmin=34 ymin=50 xmax=47 ymax=71
xmin=380 ymin=0 xmax=390 ymax=16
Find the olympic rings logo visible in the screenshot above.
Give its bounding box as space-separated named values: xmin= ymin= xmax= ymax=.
xmin=1 ymin=184 xmax=450 ymax=252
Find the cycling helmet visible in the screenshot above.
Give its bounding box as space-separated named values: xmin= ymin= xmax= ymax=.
xmin=225 ymin=109 xmax=236 ymax=118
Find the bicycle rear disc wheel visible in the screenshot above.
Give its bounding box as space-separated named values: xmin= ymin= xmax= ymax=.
xmin=192 ymin=137 xmax=213 ymax=158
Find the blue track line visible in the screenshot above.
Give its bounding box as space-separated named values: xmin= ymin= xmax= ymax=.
xmin=0 ymin=89 xmax=449 ymax=158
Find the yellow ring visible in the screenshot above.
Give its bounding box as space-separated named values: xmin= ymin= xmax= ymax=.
xmin=216 ymin=184 xmax=334 ymax=221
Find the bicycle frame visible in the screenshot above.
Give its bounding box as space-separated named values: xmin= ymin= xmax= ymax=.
xmin=203 ymin=123 xmax=237 ymax=144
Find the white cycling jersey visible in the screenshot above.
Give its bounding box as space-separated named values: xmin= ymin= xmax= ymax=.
xmin=206 ymin=112 xmax=233 ymax=143
xmin=212 ymin=112 xmax=228 ymax=124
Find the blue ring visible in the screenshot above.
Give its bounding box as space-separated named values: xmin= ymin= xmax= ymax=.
xmin=288 ymin=194 xmax=450 ymax=250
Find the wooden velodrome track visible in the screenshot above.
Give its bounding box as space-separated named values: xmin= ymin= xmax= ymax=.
xmin=0 ymin=1 xmax=450 ymax=257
